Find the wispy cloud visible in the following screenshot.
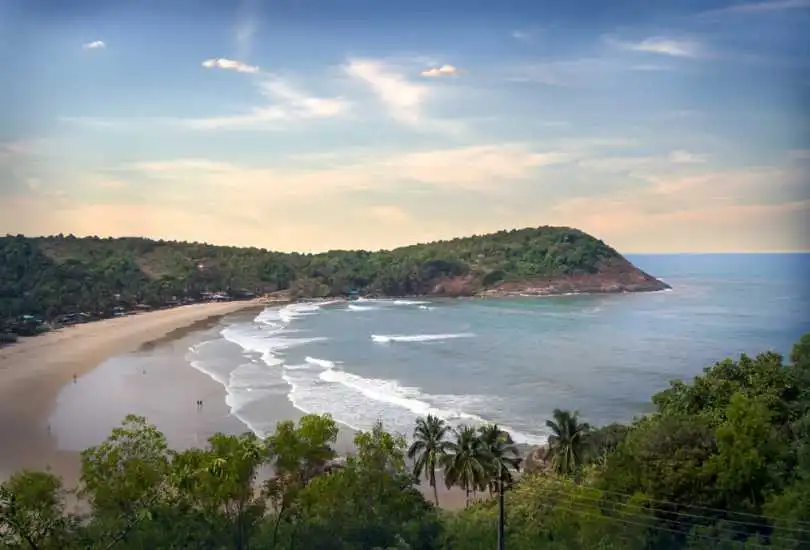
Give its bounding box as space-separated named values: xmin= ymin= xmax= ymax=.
xmin=124 ymin=142 xmax=576 ymax=201
xmin=82 ymin=40 xmax=105 ymax=50
xmin=668 ymin=150 xmax=707 ymax=163
xmin=202 ymin=58 xmax=260 ymax=74
xmin=507 ymin=58 xmax=619 ymax=87
xmin=344 ymin=58 xmax=428 ymax=126
xmin=606 ymin=36 xmax=702 ymax=58
xmin=706 ymin=0 xmax=810 ymax=14
xmin=420 ymin=64 xmax=460 ymax=77
xmin=184 ymin=75 xmax=350 ymax=130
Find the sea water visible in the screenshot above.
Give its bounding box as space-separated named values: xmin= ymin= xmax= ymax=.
xmin=187 ymin=254 xmax=810 ymax=444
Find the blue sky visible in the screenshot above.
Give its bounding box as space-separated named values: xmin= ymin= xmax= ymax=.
xmin=1 ymin=0 xmax=808 ymax=252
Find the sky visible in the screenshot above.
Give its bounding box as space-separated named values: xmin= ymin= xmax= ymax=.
xmin=0 ymin=0 xmax=808 ymax=253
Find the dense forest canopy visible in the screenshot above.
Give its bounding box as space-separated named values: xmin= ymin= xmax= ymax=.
xmin=2 ymin=333 xmax=809 ymax=549
xmin=0 ymin=226 xmax=661 ymax=326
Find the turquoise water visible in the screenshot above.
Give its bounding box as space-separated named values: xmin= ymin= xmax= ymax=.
xmin=189 ymin=254 xmax=810 ymax=444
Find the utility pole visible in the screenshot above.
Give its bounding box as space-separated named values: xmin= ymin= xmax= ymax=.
xmin=498 ymin=460 xmax=505 ymax=550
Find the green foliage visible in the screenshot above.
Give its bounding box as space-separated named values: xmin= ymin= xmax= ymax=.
xmin=408 ymin=415 xmax=452 ymax=506
xmin=546 ymin=408 xmax=591 ymax=475
xmin=0 ymin=226 xmax=631 ymax=325
xmin=3 ymin=333 xmax=810 ymax=549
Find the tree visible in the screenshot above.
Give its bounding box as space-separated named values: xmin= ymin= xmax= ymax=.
xmin=442 ymin=425 xmax=488 ymax=506
xmin=171 ymin=432 xmax=270 ymax=550
xmin=264 ymin=414 xmax=339 ymax=547
xmin=0 ymin=470 xmax=77 ymax=550
xmin=78 ymin=414 xmax=170 ymax=522
xmin=476 ymin=424 xmax=521 ymax=495
xmin=408 ymin=415 xmax=452 ymax=505
xmin=545 ymin=409 xmax=591 ymax=476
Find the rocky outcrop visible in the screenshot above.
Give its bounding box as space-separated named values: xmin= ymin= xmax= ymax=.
xmin=523 ymin=445 xmax=554 ymax=474
xmin=423 ymin=257 xmax=669 ymax=298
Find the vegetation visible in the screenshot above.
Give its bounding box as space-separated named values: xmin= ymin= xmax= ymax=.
xmin=4 ymin=334 xmax=808 ymax=549
xmin=0 ymin=226 xmax=644 ymax=332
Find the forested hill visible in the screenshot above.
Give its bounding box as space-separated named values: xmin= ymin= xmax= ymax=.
xmin=0 ymin=226 xmax=668 ymax=323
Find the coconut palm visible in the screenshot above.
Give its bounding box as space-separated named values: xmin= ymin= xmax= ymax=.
xmin=545 ymin=409 xmax=591 ymax=475
xmin=407 ymin=415 xmax=451 ymax=505
xmin=477 ymin=424 xmax=521 ymax=494
xmin=442 ymin=424 xmax=488 ymax=506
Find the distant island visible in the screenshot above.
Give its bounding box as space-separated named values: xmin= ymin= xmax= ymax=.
xmin=0 ymin=226 xmax=669 ymax=339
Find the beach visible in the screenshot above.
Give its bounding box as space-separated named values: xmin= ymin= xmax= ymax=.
xmin=0 ymin=300 xmax=268 ymax=485
xmin=0 ymin=300 xmax=470 ymax=509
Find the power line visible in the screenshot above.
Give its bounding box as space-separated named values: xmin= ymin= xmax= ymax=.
xmin=500 ymin=490 xmax=776 ymax=549
xmin=534 ymin=478 xmax=810 ymax=537
xmin=522 ymin=484 xmax=808 ymax=547
xmin=565 ymin=480 xmax=810 ymax=529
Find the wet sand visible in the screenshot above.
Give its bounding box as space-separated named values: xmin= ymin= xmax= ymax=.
xmin=0 ymin=299 xmax=470 ymax=509
xmin=0 ymin=300 xmax=267 ymax=483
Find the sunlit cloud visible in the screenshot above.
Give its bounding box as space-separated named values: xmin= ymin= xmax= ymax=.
xmin=183 ymin=75 xmax=350 ymax=130
xmin=606 ymin=36 xmax=702 ymax=58
xmin=420 ymin=64 xmax=460 ymax=77
xmin=82 ymin=40 xmax=105 ymax=50
xmin=201 ymin=58 xmax=260 ymax=74
xmin=344 ymin=58 xmax=428 ymax=126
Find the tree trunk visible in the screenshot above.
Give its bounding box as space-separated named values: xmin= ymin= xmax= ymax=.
xmin=430 ymin=468 xmax=439 ymax=506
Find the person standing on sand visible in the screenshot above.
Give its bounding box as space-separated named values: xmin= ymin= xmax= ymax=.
xmin=73 ymin=373 xmax=77 ymax=383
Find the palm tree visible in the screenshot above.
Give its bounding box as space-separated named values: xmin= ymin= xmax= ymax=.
xmin=442 ymin=424 xmax=488 ymax=506
xmin=477 ymin=424 xmax=521 ymax=495
xmin=545 ymin=409 xmax=591 ymax=476
xmin=407 ymin=415 xmax=451 ymax=505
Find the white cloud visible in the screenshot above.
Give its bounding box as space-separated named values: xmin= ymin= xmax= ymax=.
xmin=707 ymin=0 xmax=810 ymax=14
xmin=201 ymin=58 xmax=260 ymax=74
xmin=82 ymin=40 xmax=105 ymax=50
xmin=668 ymin=150 xmax=707 ymax=163
xmin=344 ymin=58 xmax=428 ymax=126
xmin=183 ymin=75 xmax=350 ymax=130
xmin=512 ymin=30 xmax=530 ymax=41
xmin=124 ymin=143 xmax=576 ymax=202
xmin=507 ymin=58 xmax=619 ymax=87
xmin=607 ymin=36 xmax=702 ymax=58
xmin=382 ymin=145 xmax=571 ymax=188
xmin=420 ymin=64 xmax=460 ymax=77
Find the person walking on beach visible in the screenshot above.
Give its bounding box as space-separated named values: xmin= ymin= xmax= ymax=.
xmin=73 ymin=373 xmax=77 ymax=383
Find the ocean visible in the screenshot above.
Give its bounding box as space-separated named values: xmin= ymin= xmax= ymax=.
xmin=185 ymin=253 xmax=810 ymax=446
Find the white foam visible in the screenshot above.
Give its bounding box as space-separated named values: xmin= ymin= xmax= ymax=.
xmin=348 ymin=304 xmax=377 ymax=311
xmin=187 ymin=303 xmax=332 ymax=437
xmin=371 ymin=333 xmax=474 ymax=343
xmin=285 ymin=363 xmax=547 ymax=445
xmin=393 ymin=299 xmax=430 ymax=306
xmin=188 ymin=303 xmax=549 ymax=446
xmin=418 ymin=305 xmax=431 ymax=310
xmin=305 ymin=356 xmax=338 ymax=369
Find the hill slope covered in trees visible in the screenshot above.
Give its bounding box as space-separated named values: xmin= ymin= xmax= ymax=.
xmin=0 ymin=226 xmax=668 ymax=325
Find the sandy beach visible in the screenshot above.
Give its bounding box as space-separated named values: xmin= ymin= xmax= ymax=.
xmin=0 ymin=300 xmax=268 ymax=483
xmin=0 ymin=298 xmax=472 ymax=510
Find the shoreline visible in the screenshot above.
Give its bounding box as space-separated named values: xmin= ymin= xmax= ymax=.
xmin=0 ymin=296 xmax=501 ymax=510
xmin=0 ymin=299 xmax=270 ymax=483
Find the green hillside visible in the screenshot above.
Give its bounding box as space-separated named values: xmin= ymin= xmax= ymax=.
xmin=0 ymin=226 xmax=666 ymax=327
